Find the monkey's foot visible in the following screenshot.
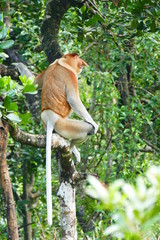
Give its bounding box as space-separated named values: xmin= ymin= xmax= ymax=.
xmin=71 ymin=146 xmax=81 ymax=163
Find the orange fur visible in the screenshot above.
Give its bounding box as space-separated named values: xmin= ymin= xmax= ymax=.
xmin=34 ymin=70 xmax=47 ymax=89
xmin=41 ymin=59 xmax=81 ymax=118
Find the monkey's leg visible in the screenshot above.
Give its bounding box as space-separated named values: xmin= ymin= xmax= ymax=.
xmin=54 ymin=117 xmax=94 ymax=143
xmin=54 ymin=118 xmax=94 ymax=163
xmin=41 ymin=110 xmax=60 ymax=130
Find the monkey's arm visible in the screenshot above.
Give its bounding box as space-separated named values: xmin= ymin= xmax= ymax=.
xmin=66 ymin=88 xmax=98 ymax=133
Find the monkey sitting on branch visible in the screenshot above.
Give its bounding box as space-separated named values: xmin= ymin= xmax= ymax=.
xmin=35 ymin=53 xmax=98 ymax=225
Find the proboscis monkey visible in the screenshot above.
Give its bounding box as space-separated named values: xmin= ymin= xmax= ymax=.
xmin=35 ymin=53 xmax=98 ymax=226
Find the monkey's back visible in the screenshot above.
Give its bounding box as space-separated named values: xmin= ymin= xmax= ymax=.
xmin=41 ymin=62 xmax=72 ymax=118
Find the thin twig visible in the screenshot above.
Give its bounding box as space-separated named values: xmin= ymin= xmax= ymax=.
xmin=34 ymin=210 xmax=46 ymax=240
xmin=142 ymin=138 xmax=160 ymax=154
xmin=82 ymin=42 xmax=98 ymax=56
xmin=135 ymin=86 xmax=154 ymax=96
xmin=18 ymin=222 xmax=34 ymax=230
xmin=95 ymin=129 xmax=112 ymax=169
xmin=87 ymin=0 xmax=105 ymax=19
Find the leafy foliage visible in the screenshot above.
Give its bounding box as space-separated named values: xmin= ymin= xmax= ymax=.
xmin=87 ymin=166 xmax=160 ymax=239
xmin=0 ymin=75 xmax=36 ymax=123
xmin=11 ymin=0 xmax=48 ymax=71
xmin=0 ymin=13 xmax=14 ymax=61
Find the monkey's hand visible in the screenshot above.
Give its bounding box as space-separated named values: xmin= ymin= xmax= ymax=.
xmin=93 ymin=122 xmax=98 ymax=134
xmin=89 ymin=121 xmax=98 ymax=134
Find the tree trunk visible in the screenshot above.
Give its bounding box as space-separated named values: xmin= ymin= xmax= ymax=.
xmin=57 ymin=182 xmax=77 ymax=240
xmin=56 ymin=150 xmax=77 ymax=240
xmin=116 ymin=43 xmax=136 ymax=106
xmin=0 ymin=121 xmax=19 ymax=240
xmin=41 ymin=0 xmax=82 ymax=63
xmin=23 ymin=160 xmax=32 ymax=240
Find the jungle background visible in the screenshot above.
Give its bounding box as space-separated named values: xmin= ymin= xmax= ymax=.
xmin=0 ymin=0 xmax=160 ymax=239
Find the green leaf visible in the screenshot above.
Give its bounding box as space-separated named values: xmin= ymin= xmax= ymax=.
xmin=6 ymin=113 xmax=21 ymax=123
xmin=4 ymin=96 xmax=18 ymax=111
xmin=86 ymin=14 xmax=104 ymax=26
xmin=0 ymin=79 xmax=4 ymax=89
xmin=80 ymin=5 xmax=86 ymax=14
xmin=25 ymin=77 xmax=34 ymax=85
xmin=0 ymin=13 xmax=3 ymax=22
xmin=4 ymin=96 xmax=10 ymax=109
xmin=0 ymin=103 xmax=5 ymax=109
xmin=23 ymin=84 xmax=37 ymax=94
xmin=150 ymin=21 xmax=156 ymax=32
xmin=131 ymin=19 xmax=139 ymax=29
xmin=0 ymin=40 xmax=14 ymax=49
xmin=106 ymin=22 xmax=114 ymax=30
xmin=19 ymin=75 xmax=27 ymax=84
xmin=137 ymin=21 xmax=144 ymax=31
xmin=0 ymin=52 xmax=9 ymax=60
xmin=148 ymin=37 xmax=158 ymax=44
xmin=8 ymin=102 xmax=18 ymax=111
xmin=19 ymin=112 xmax=31 ymax=125
xmin=0 ymin=26 xmax=7 ymax=39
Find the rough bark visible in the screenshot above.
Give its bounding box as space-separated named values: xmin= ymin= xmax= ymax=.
xmin=0 ymin=1 xmax=11 ymax=28
xmin=41 ymin=0 xmax=81 ymax=63
xmin=116 ymin=68 xmax=130 ymax=106
xmin=22 ymin=161 xmax=32 ymax=240
xmin=22 ymin=165 xmax=41 ymax=240
xmin=116 ymin=43 xmax=136 ymax=106
xmin=9 ymin=123 xmax=70 ymax=149
xmin=0 ymin=64 xmax=20 ymax=80
xmin=0 ymin=120 xmax=19 ymax=240
xmin=56 ymin=150 xmax=77 ymax=240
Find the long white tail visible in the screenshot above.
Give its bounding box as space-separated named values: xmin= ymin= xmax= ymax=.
xmin=46 ymin=121 xmax=53 ymax=226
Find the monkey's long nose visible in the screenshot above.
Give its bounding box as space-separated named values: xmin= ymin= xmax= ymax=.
xmin=82 ymin=60 xmax=88 ymax=67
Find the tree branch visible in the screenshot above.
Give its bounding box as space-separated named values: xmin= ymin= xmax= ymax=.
xmin=142 ymin=138 xmax=160 ymax=154
xmin=0 ymin=120 xmax=19 ymax=239
xmin=139 ymin=146 xmax=154 ymax=153
xmin=8 ymin=123 xmax=70 ymax=150
xmin=0 ymin=64 xmax=20 ymax=80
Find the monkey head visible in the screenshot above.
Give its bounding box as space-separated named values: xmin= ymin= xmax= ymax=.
xmin=63 ymin=53 xmax=88 ymax=74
